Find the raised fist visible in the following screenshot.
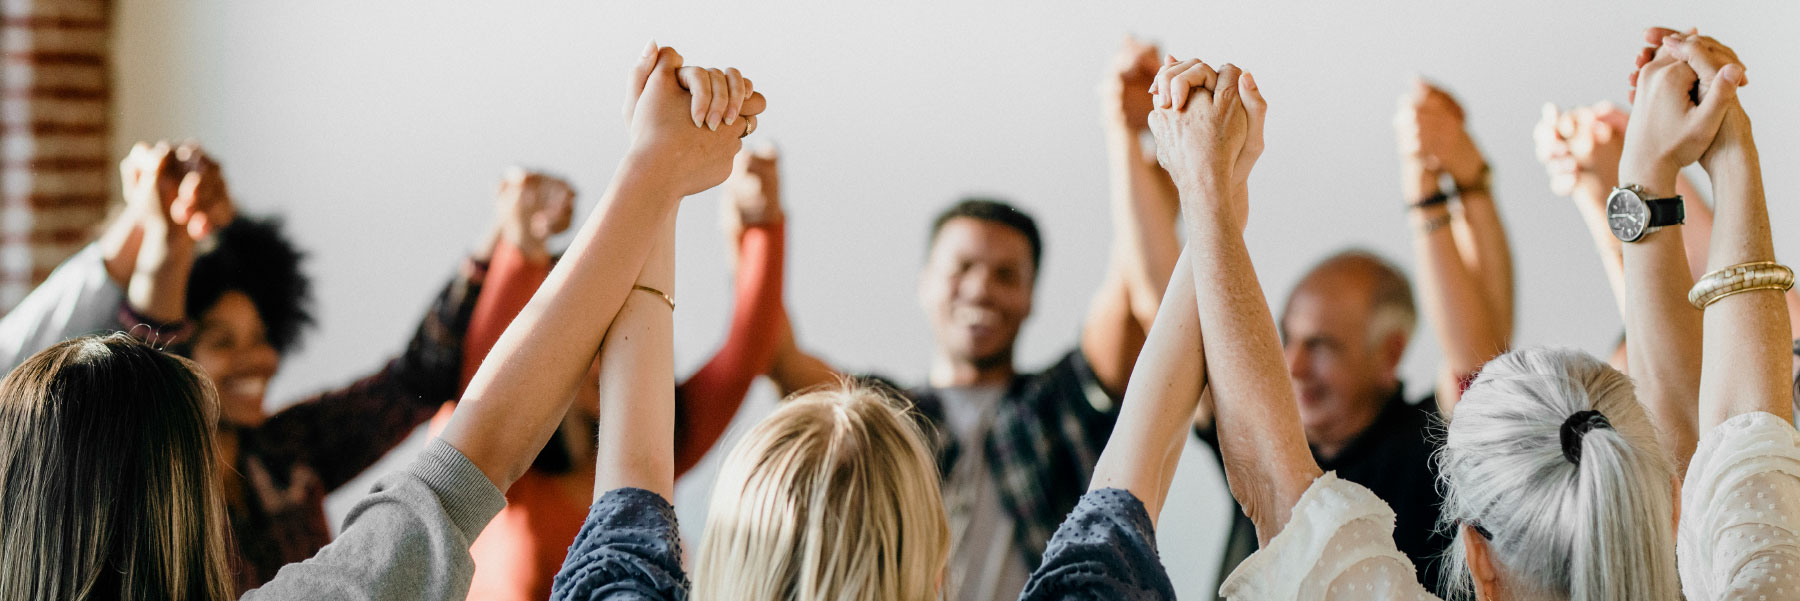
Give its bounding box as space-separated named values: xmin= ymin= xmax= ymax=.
xmin=494 ymin=167 xmax=575 ymax=260
xmin=1533 ymin=102 xmax=1627 ymax=199
xmin=621 ymin=43 xmax=767 ymax=197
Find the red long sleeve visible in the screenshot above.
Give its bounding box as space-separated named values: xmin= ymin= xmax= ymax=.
xmin=672 ymin=222 xmax=786 ymax=475
xmin=429 ymin=242 xmax=552 ymax=436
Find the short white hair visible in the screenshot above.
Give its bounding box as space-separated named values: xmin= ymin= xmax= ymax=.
xmin=1436 ymin=347 xmax=1679 ymax=600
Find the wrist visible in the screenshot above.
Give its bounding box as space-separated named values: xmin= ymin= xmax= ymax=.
xmin=612 ymin=153 xmax=686 ymax=205
xmin=1617 ymin=154 xmax=1680 ymax=199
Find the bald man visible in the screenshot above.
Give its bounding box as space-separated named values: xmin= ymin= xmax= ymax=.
xmin=1194 ymin=250 xmax=1452 ymax=597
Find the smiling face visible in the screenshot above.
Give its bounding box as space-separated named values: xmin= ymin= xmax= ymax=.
xmin=918 ymin=218 xmax=1036 ymax=374
xmin=1279 ymin=264 xmax=1408 ymax=456
xmin=187 ymin=291 xmax=282 ymax=429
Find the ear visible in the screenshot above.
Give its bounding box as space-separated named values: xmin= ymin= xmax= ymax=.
xmin=1381 ymin=330 xmax=1409 ymax=372
xmin=1462 ymin=524 xmax=1501 ymax=600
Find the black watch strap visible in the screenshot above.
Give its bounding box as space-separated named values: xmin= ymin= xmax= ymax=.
xmin=1646 ymin=196 xmax=1686 ymax=228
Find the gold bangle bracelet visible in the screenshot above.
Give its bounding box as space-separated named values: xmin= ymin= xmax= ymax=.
xmin=632 ymin=284 xmax=675 ymax=310
xmin=1688 ymin=261 xmax=1794 ymax=309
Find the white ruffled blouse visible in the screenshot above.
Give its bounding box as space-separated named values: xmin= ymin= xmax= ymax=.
xmin=1216 ymin=411 xmax=1800 ymax=601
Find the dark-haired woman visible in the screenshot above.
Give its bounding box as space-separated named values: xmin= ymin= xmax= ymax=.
xmin=0 ymin=142 xmax=486 ymax=591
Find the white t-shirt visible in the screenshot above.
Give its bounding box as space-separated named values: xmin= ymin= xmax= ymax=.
xmin=938 ymin=385 xmax=1032 ymax=601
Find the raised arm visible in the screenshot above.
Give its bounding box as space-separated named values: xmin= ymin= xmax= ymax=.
xmin=1396 ymin=81 xmax=1511 ymax=412
xmin=1615 ymin=30 xmax=1752 ymax=476
xmin=1143 ymin=58 xmax=1318 ymax=543
xmin=1638 ymin=32 xmax=1794 ymax=426
xmin=1082 ymin=36 xmax=1183 ymax=395
xmin=671 ymin=147 xmax=789 ymax=475
xmin=439 ymin=44 xmax=765 ymax=492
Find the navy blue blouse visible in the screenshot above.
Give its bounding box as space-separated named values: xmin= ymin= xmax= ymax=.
xmin=551 ymin=486 xmax=1171 ymax=601
xmin=550 ymin=488 xmax=688 ymax=601
xmin=1020 ymin=488 xmax=1175 ymax=601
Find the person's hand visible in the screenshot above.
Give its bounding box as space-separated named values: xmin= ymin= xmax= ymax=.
xmin=621 ymin=43 xmax=767 ymax=197
xmin=1618 ymin=42 xmax=1742 ymax=192
xmin=719 ymin=145 xmax=782 ymax=251
xmin=118 ymin=143 xmax=185 ymax=247
xmin=1533 ymin=101 xmax=1628 ymax=200
xmin=1100 ymin=35 xmax=1162 ymax=132
xmin=1395 ymin=80 xmax=1486 ymax=190
xmin=118 ymin=141 xmax=234 ymax=241
xmin=1148 ymin=57 xmax=1260 ymax=231
xmin=1629 ymin=27 xmax=1747 ymax=103
xmin=494 ymin=168 xmax=575 ymax=261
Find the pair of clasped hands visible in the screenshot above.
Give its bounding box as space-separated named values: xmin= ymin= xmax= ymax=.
xmin=1137 ymin=52 xmax=1268 ymax=234
xmin=1538 ymin=27 xmax=1751 ymax=198
xmin=620 ymin=42 xmax=769 ymax=198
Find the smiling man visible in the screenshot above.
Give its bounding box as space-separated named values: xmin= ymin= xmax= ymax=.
xmin=770 ymin=196 xmax=1162 ymax=601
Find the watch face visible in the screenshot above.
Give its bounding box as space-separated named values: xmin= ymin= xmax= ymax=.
xmin=1607 ymin=188 xmax=1649 ymax=241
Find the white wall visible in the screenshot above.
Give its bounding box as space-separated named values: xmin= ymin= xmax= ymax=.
xmin=115 ymin=2 xmax=1800 ymax=596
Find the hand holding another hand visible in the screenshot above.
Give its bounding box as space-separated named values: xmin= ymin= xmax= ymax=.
xmin=494 ymin=168 xmax=575 ymax=261
xmin=1533 ymin=101 xmax=1627 ymax=200
xmin=621 ymin=42 xmax=768 ymax=198
xmin=1100 ymin=35 xmax=1162 ymax=132
xmin=1394 ymin=81 xmax=1485 ymax=191
xmin=1147 ymin=56 xmax=1265 ymax=232
xmin=720 ymin=145 xmax=782 ymax=246
xmin=1619 ymin=37 xmax=1743 ymax=189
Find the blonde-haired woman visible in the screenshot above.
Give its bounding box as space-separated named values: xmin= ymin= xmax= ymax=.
xmin=0 ymin=43 xmax=759 ymax=600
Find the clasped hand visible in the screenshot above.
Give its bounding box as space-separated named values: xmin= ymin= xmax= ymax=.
xmin=1145 ymin=56 xmax=1266 ymax=233
xmin=620 ymin=42 xmax=768 ymax=198
xmin=1621 ymin=27 xmax=1748 ymax=185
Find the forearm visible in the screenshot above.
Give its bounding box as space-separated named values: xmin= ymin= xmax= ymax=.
xmin=1573 ymin=184 xmax=1632 ymax=320
xmin=595 ymin=212 xmax=678 ymax=500
xmin=1695 ymin=129 xmax=1791 ymax=425
xmin=765 ymin=311 xmax=838 ymax=398
xmin=1183 ymin=188 xmax=1321 ymax=545
xmin=441 ymin=158 xmax=680 ymax=491
xmin=1453 ymin=190 xmax=1515 ymax=342
xmin=672 ymin=223 xmax=785 ymax=475
xmin=1412 ymin=204 xmax=1504 ymax=410
xmin=1105 ymin=126 xmax=1182 ymax=330
xmin=1613 ymin=156 xmax=1703 ymax=474
xmin=1088 ymin=247 xmax=1203 ymax=521
xmin=125 ymin=229 xmax=194 ymax=324
xmin=458 ymin=241 xmax=549 ymax=394
xmin=1079 ymin=266 xmax=1145 ymax=398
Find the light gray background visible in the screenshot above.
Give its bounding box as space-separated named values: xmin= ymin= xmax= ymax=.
xmin=114 ymin=2 xmax=1799 ymax=596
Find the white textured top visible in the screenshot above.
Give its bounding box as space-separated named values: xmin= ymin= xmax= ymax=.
xmin=1679 ymin=411 xmax=1800 ymax=601
xmin=1216 ymin=412 xmax=1800 ymax=601
xmin=1217 ymin=471 xmax=1440 ymax=601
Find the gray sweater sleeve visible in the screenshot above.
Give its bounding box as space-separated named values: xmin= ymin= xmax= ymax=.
xmin=0 ymin=244 xmax=124 ymax=372
xmin=240 ymin=438 xmax=506 ymax=601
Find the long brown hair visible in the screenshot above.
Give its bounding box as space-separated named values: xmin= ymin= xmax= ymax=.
xmin=0 ymin=334 xmax=233 ymax=600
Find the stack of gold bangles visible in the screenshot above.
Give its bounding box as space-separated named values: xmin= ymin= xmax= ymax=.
xmin=1688 ymin=261 xmax=1795 ymax=309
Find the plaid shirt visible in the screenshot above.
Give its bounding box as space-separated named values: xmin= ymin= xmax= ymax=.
xmin=884 ymin=348 xmax=1121 ymax=570
xmin=122 ymin=259 xmax=482 ymax=592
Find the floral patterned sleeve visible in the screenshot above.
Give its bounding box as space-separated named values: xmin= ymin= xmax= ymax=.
xmin=246 ymin=258 xmax=485 ymax=491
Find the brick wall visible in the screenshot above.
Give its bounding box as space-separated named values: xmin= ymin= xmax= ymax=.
xmin=0 ymin=1 xmax=111 ymax=311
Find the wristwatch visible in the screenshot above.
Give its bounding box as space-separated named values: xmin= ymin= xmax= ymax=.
xmin=1606 ymin=184 xmax=1685 ymax=243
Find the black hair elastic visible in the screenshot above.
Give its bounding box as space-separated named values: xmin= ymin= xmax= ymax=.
xmin=1560 ymin=410 xmax=1612 ymax=465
